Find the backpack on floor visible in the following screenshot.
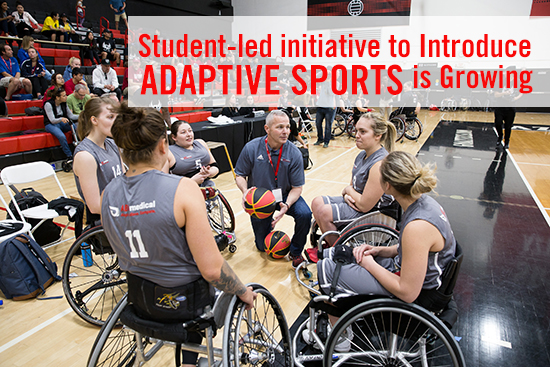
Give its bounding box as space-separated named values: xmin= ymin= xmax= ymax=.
xmin=8 ymin=186 xmax=62 ymax=246
xmin=0 ymin=234 xmax=61 ymax=300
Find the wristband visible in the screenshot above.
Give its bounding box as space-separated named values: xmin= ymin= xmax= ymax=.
xmin=281 ymin=202 xmax=289 ymax=209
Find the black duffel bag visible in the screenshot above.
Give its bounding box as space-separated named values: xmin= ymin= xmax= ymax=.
xmin=8 ymin=186 xmax=61 ymax=246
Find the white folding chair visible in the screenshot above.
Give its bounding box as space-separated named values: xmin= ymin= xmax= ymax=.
xmin=0 ymin=192 xmax=32 ymax=243
xmin=1 ymin=161 xmax=72 ymax=247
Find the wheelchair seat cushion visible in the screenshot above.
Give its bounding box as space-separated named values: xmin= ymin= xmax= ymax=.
xmin=119 ymin=304 xmax=192 ymax=344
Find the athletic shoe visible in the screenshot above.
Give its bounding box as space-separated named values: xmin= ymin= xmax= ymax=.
xmin=323 ymin=142 xmax=329 ymax=148
xmin=504 ymin=143 xmax=509 ymax=149
xmin=289 ymin=253 xmax=305 ymax=268
xmin=334 ymin=326 xmax=353 ymax=353
xmin=314 ymin=140 xmax=323 ymax=146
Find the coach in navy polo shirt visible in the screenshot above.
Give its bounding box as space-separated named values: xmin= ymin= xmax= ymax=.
xmin=235 ymin=109 xmax=312 ymax=268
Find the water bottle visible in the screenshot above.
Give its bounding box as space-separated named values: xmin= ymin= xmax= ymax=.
xmin=81 ymin=242 xmax=93 ymax=267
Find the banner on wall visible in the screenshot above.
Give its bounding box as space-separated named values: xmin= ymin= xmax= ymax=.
xmin=530 ymin=0 xmax=550 ymax=16
xmin=307 ymin=0 xmax=411 ymax=17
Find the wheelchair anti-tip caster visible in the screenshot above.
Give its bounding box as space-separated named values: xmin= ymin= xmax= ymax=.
xmin=62 ymin=159 xmax=73 ymax=172
xmin=302 ymin=268 xmax=312 ymax=279
xmin=228 ymin=244 xmax=237 ymax=253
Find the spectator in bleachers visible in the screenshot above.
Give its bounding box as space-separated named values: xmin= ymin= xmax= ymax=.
xmin=18 ymin=36 xmax=51 ymax=81
xmin=60 ymin=13 xmax=80 ymax=43
xmin=12 ymin=2 xmax=41 ymax=36
xmin=121 ymin=61 xmax=127 ymax=98
xmin=76 ymin=0 xmax=85 ymax=29
xmin=63 ymin=56 xmax=81 ymax=82
xmin=127 ymin=57 xmax=143 ymax=97
xmin=221 ymin=93 xmax=239 ymax=117
xmin=109 ymin=0 xmax=128 ymax=31
xmin=64 ymin=67 xmax=88 ymax=95
xmin=238 ymin=95 xmax=256 ymax=117
xmin=41 ymin=11 xmax=64 ymax=42
xmin=92 ymin=59 xmax=121 ymax=100
xmin=0 ymin=44 xmax=32 ymax=100
xmin=81 ymin=31 xmax=101 ymax=65
xmin=0 ymin=1 xmax=17 ymax=37
xmin=42 ymin=72 xmax=64 ymax=107
xmin=97 ymin=30 xmax=120 ymax=66
xmin=20 ymin=47 xmax=48 ymax=99
xmin=44 ymin=87 xmax=78 ymax=160
xmin=66 ymin=83 xmax=90 ymax=115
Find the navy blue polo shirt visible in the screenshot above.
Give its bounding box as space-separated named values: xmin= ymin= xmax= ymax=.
xmin=235 ymin=136 xmax=304 ymax=195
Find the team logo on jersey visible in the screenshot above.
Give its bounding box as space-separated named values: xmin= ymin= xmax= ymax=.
xmin=119 ymin=201 xmax=157 ymax=217
xmin=99 ymin=160 xmax=109 ymax=166
xmin=109 ymin=206 xmax=120 ymax=217
xmin=181 ymin=155 xmax=192 ymax=160
xmin=257 ymin=154 xmax=264 ymax=161
xmin=439 ymin=206 xmax=448 ymax=222
xmin=282 ymin=158 xmax=290 ymax=163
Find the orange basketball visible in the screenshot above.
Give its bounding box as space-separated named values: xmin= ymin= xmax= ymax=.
xmin=244 ymin=187 xmax=277 ymax=219
xmin=264 ymin=230 xmax=291 ymax=259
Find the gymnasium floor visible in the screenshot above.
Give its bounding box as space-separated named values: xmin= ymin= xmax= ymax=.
xmin=0 ymin=109 xmax=549 ymax=366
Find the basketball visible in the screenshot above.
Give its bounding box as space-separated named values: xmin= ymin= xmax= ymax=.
xmin=264 ymin=230 xmax=291 ymax=259
xmin=244 ymin=187 xmax=277 ymax=219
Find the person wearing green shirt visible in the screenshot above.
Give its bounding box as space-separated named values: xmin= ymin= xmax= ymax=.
xmin=67 ymin=84 xmax=91 ymax=115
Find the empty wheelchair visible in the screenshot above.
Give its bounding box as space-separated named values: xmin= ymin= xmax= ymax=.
xmin=202 ymin=187 xmax=237 ymax=253
xmin=62 ymin=225 xmax=127 ymax=326
xmin=389 ymin=109 xmax=423 ymax=142
xmin=87 ymin=283 xmax=292 ymax=367
xmin=293 ymin=226 xmax=465 ymax=367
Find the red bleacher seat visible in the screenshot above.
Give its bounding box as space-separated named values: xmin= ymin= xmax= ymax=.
xmin=83 ymin=59 xmax=92 ymax=67
xmin=113 ymin=67 xmax=125 ymax=76
xmin=27 ymin=100 xmax=42 ymax=108
xmin=39 ymin=48 xmax=56 ymax=57
xmin=5 ymin=101 xmax=27 ymax=115
xmin=0 ymin=131 xmax=72 ymax=155
xmin=0 ymin=116 xmax=44 ymax=134
xmin=55 ymin=49 xmax=73 ymax=58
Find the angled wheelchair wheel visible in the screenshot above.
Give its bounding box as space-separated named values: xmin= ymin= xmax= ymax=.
xmin=334 ymin=224 xmax=399 ymax=249
xmin=207 ymin=192 xmax=236 ymax=233
xmin=404 ymin=118 xmax=423 ymax=141
xmin=390 ymin=118 xmax=405 ymax=141
xmin=332 ymin=114 xmax=346 ymax=137
xmin=346 ymin=121 xmax=356 ymax=138
xmin=62 ymin=225 xmax=127 ymax=326
xmin=323 ymin=299 xmax=465 ymax=367
xmin=87 ymin=295 xmax=159 ymax=367
xmin=223 ymin=284 xmax=292 ymax=367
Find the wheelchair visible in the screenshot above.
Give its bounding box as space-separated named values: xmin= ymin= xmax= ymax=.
xmin=202 ymin=187 xmax=237 ymax=253
xmin=332 ymin=112 xmax=356 ymax=138
xmin=293 ymin=223 xmax=465 ymax=367
xmin=389 ymin=109 xmax=423 ymax=142
xmin=87 ymin=283 xmax=292 ymax=367
xmin=62 ymin=225 xmax=127 ymax=326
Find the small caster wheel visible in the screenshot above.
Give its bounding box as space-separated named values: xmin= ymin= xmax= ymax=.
xmin=62 ymin=159 xmax=73 ymax=172
xmin=228 ymin=244 xmax=237 ymax=253
xmin=302 ymin=269 xmax=312 ymax=279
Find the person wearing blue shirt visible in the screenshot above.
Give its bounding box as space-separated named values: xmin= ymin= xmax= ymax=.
xmin=63 ymin=57 xmax=81 ymax=83
xmin=0 ymin=45 xmax=32 ymax=100
xmin=17 ymin=36 xmax=52 ymax=81
xmin=235 ymin=110 xmax=312 ymax=268
xmin=109 ymin=0 xmax=127 ymax=31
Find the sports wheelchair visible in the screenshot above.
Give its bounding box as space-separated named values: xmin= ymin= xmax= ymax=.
xmin=331 ymin=113 xmax=356 ymax=138
xmin=62 ymin=189 xmax=236 ymax=327
xmin=389 ymin=109 xmax=423 ymax=142
xmin=293 ymin=221 xmax=465 ymax=367
xmin=87 ymin=283 xmax=292 ymax=367
xmin=202 ymin=187 xmax=237 ymax=253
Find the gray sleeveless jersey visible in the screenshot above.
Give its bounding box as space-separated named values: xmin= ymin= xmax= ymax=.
xmin=101 ymin=170 xmax=201 ymax=288
xmin=74 ymin=137 xmax=122 ymax=202
xmin=394 ymin=195 xmax=456 ymax=290
xmin=351 ymin=147 xmax=394 ymax=207
xmin=170 ymin=140 xmax=211 ymax=177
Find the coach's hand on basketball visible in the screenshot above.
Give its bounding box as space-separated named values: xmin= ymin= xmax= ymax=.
xmin=239 ymin=286 xmax=257 ymax=310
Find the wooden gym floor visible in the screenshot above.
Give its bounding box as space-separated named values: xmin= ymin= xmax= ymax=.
xmin=0 ymin=109 xmax=549 ymax=366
